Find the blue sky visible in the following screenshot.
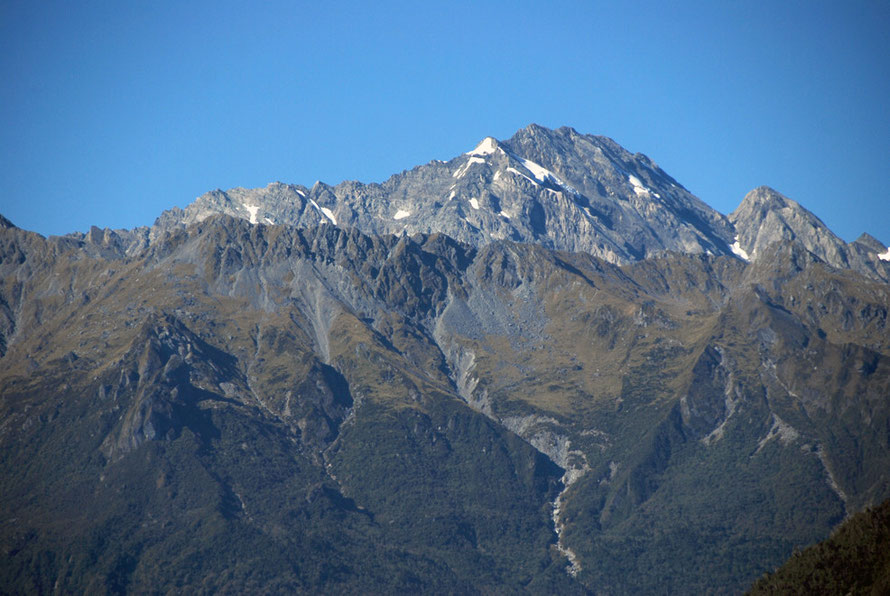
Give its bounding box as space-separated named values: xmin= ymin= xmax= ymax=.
xmin=2 ymin=1 xmax=888 ymax=243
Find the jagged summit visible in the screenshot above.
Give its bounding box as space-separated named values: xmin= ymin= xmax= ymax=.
xmin=730 ymin=186 xmax=812 ymax=219
xmin=851 ymin=233 xmax=890 ymax=265
xmin=146 ymin=125 xmax=888 ymax=281
xmin=853 ymin=232 xmax=890 ymax=261
xmin=156 ymin=124 xmax=738 ymax=265
xmin=854 ymin=233 xmax=886 ymax=252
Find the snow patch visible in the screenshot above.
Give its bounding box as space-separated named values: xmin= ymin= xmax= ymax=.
xmin=879 ymin=246 xmax=890 ymax=261
xmin=244 ymin=202 xmax=259 ymax=224
xmin=628 ymin=174 xmax=653 ymax=198
xmin=308 ymin=199 xmax=333 ymax=225
xmin=493 ymin=170 xmax=501 ymax=181
xmin=514 ymin=155 xmax=580 ymax=195
xmin=499 ymin=211 xmax=510 ymax=219
xmin=730 ymin=236 xmax=750 ymax=262
xmin=466 ymin=136 xmax=498 ymax=156
xmin=295 ymin=189 xmax=306 ymax=197
xmin=520 ymin=157 xmax=559 ymax=185
xmin=393 ymin=209 xmax=411 ymax=220
xmin=320 ymin=207 xmax=337 ymax=225
xmin=469 ymin=198 xmax=480 ymax=210
xmin=264 ymin=217 xmax=275 ymax=225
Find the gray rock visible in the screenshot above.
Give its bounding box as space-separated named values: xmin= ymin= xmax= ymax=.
xmin=730 ymin=186 xmax=890 ymax=281
xmin=154 ymin=125 xmax=739 ymax=265
xmin=150 ymin=125 xmax=889 ymax=284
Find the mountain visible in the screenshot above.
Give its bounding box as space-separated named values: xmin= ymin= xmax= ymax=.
xmin=730 ymin=185 xmax=890 ymax=280
xmin=155 ymin=125 xmax=737 ymax=264
xmin=2 ymin=125 xmax=890 ymax=593
xmin=152 ymin=124 xmax=890 ymax=283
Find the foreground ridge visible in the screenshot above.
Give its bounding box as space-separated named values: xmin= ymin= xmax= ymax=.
xmin=748 ymin=497 xmax=890 ymax=594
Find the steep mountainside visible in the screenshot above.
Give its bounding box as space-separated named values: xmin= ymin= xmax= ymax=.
xmin=748 ymin=497 xmax=890 ymax=594
xmin=0 ymin=221 xmax=579 ymax=593
xmin=2 ymin=208 xmax=889 ymax=593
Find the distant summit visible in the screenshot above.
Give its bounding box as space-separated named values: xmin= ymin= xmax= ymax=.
xmin=155 ymin=124 xmax=733 ymax=264
xmin=154 ymin=125 xmax=890 ymax=281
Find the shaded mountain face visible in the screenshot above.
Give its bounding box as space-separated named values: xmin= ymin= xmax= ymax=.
xmin=3 ymin=125 xmax=890 ymax=593
xmin=2 ymin=208 xmax=890 ymax=593
xmin=0 ymin=221 xmax=577 ymax=594
xmin=748 ymin=496 xmax=890 ymax=594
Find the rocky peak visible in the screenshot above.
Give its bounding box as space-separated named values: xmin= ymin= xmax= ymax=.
xmin=465 ymin=136 xmax=500 ymax=157
xmin=730 ymin=186 xmax=889 ymax=281
xmin=152 ymin=125 xmax=738 ymax=265
xmin=853 ymin=233 xmax=887 ymax=253
xmin=730 ymin=186 xmax=839 ymax=256
xmin=734 ymin=185 xmax=793 ymax=212
xmin=139 ymin=126 xmax=887 ymax=282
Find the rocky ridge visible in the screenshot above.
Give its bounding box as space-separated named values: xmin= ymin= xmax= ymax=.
xmin=152 ymin=124 xmax=890 ymax=282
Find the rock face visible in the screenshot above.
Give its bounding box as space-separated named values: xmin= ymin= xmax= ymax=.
xmin=730 ymin=186 xmax=890 ymax=280
xmin=1 ymin=126 xmax=889 ymax=594
xmin=155 ymin=125 xmax=890 ymax=282
xmin=155 ymin=125 xmax=738 ymax=264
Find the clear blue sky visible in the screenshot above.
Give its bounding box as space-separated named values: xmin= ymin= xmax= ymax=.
xmin=2 ymin=0 xmax=888 ymax=243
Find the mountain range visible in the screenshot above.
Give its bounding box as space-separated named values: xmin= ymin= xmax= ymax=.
xmin=1 ymin=124 xmax=889 ymax=594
